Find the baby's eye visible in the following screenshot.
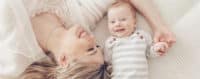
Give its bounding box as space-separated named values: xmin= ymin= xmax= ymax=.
xmin=120 ymin=18 xmax=126 ymax=21
xmin=110 ymin=20 xmax=116 ymax=24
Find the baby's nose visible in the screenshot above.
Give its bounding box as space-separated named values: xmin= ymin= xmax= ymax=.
xmin=114 ymin=21 xmax=121 ymax=27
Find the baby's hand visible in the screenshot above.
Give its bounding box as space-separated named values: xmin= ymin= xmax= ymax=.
xmin=153 ymin=42 xmax=169 ymax=56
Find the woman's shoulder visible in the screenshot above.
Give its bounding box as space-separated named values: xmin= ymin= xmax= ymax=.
xmin=23 ymin=0 xmax=62 ymax=16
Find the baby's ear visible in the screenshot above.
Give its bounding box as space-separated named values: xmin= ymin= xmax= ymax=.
xmin=58 ymin=54 xmax=68 ymax=67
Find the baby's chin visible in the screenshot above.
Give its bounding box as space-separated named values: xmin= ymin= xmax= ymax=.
xmin=112 ymin=29 xmax=134 ymax=38
xmin=115 ymin=35 xmax=124 ymax=38
xmin=113 ymin=33 xmax=128 ymax=38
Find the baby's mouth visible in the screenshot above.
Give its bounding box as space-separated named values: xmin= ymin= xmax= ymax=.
xmin=115 ymin=28 xmax=125 ymax=32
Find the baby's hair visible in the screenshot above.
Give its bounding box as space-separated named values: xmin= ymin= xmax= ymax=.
xmin=20 ymin=52 xmax=109 ymax=79
xmin=108 ymin=0 xmax=136 ymax=17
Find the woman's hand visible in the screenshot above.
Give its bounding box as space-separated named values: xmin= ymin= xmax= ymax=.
xmin=153 ymin=27 xmax=176 ymax=47
xmin=128 ymin=0 xmax=176 ymax=47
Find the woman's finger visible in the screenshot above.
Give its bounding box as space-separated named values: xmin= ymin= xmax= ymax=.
xmin=167 ymin=36 xmax=176 ymax=47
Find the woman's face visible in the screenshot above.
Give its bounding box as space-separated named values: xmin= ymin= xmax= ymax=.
xmin=61 ymin=25 xmax=104 ymax=65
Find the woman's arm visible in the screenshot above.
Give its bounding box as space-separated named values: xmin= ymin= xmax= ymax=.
xmin=128 ymin=0 xmax=176 ymax=46
xmin=31 ymin=13 xmax=66 ymax=52
xmin=129 ymin=0 xmax=164 ymax=30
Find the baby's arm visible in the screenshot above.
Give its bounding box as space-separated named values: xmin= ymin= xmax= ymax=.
xmin=140 ymin=30 xmax=168 ymax=57
xmin=104 ymin=37 xmax=114 ymax=64
xmin=104 ymin=37 xmax=115 ymax=75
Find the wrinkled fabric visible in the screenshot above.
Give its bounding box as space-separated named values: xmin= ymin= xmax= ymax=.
xmin=0 ymin=0 xmax=46 ymax=78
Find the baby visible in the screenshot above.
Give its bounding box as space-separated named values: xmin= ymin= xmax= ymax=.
xmin=104 ymin=1 xmax=168 ymax=79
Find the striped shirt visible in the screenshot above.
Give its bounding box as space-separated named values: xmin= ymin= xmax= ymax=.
xmin=104 ymin=30 xmax=159 ymax=79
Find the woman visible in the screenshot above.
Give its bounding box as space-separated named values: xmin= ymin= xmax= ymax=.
xmin=0 ymin=0 xmax=175 ymax=78
xmin=20 ymin=24 xmax=109 ymax=79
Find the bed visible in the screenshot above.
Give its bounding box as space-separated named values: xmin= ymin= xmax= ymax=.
xmin=1 ymin=0 xmax=200 ymax=79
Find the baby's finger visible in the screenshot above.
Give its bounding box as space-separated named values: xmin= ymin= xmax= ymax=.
xmin=157 ymin=51 xmax=164 ymax=56
xmin=160 ymin=47 xmax=165 ymax=52
xmin=158 ymin=48 xmax=165 ymax=53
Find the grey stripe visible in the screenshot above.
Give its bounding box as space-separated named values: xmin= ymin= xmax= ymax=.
xmin=113 ymin=45 xmax=147 ymax=53
xmin=127 ymin=72 xmax=148 ymax=79
xmin=113 ymin=64 xmax=147 ymax=69
xmin=117 ymin=40 xmax=146 ymax=46
xmin=113 ymin=71 xmax=148 ymax=79
xmin=113 ymin=43 xmax=146 ymax=50
xmin=114 ymin=71 xmax=148 ymax=75
xmin=113 ymin=64 xmax=148 ymax=69
xmin=112 ymin=59 xmax=147 ymax=65
xmin=113 ymin=67 xmax=148 ymax=72
xmin=112 ymin=57 xmax=146 ymax=62
xmin=112 ymin=52 xmax=146 ymax=59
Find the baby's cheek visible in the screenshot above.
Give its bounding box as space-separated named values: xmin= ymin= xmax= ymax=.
xmin=109 ymin=28 xmax=115 ymax=33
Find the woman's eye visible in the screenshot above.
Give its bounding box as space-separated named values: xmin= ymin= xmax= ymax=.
xmin=87 ymin=47 xmax=95 ymax=52
xmin=96 ymin=45 xmax=100 ymax=48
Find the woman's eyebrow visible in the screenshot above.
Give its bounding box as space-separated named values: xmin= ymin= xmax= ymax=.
xmin=87 ymin=47 xmax=95 ymax=51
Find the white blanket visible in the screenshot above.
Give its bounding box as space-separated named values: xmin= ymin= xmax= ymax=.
xmin=1 ymin=0 xmax=200 ymax=79
xmin=149 ymin=2 xmax=200 ymax=79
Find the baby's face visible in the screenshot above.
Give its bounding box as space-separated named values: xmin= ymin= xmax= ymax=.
xmin=108 ymin=4 xmax=136 ymax=37
xmin=60 ymin=25 xmax=104 ymax=65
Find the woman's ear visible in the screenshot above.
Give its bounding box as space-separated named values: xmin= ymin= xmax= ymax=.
xmin=58 ymin=54 xmax=68 ymax=67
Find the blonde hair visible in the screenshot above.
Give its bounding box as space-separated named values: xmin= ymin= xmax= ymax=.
xmin=20 ymin=53 xmax=57 ymax=79
xmin=20 ymin=53 xmax=109 ymax=79
xmin=56 ymin=62 xmax=101 ymax=79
